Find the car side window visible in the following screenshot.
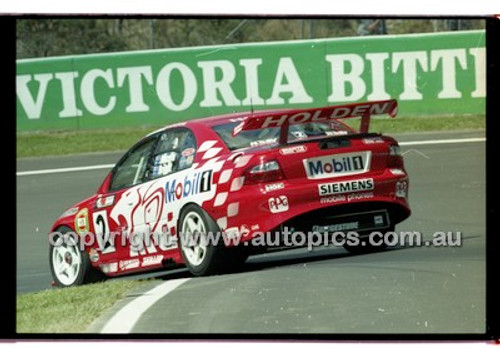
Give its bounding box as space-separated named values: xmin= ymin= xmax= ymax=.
xmin=146 ymin=128 xmax=197 ymax=180
xmin=109 ymin=136 xmax=158 ymax=191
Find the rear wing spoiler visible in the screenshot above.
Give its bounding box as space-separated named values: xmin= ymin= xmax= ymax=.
xmin=232 ymin=99 xmax=398 ymax=143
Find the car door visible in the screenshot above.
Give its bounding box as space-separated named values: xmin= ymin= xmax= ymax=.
xmin=92 ymin=128 xmax=198 ymax=268
xmin=144 ymin=127 xmax=198 ymax=245
xmin=91 ymin=134 xmax=160 ymax=267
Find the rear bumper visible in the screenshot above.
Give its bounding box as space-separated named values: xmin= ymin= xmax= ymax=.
xmin=209 ymin=168 xmax=410 ymax=241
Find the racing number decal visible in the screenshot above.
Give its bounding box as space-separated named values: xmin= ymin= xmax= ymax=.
xmin=93 ymin=211 xmax=116 ymax=254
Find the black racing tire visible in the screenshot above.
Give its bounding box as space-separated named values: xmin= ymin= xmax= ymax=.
xmin=343 ymin=229 xmax=394 ymax=254
xmin=49 ymin=226 xmax=106 ymax=287
xmin=178 ymin=204 xmax=239 ymax=276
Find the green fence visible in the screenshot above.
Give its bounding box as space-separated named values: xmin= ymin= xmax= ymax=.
xmin=16 ymin=30 xmax=486 ymax=132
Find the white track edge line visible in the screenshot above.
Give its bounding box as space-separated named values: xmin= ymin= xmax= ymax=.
xmin=16 ymin=164 xmax=114 ymax=176
xmin=100 ymin=278 xmax=191 ymax=334
xmin=17 ymin=137 xmax=485 ymax=176
xmin=399 ymin=137 xmax=485 ymax=146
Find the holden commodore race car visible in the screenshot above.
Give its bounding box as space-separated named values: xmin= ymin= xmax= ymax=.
xmin=49 ymin=99 xmax=410 ymax=287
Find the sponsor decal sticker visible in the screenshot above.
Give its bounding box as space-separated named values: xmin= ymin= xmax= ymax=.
xmin=320 ymin=191 xmax=375 ymax=204
xmin=240 ymin=224 xmax=251 ymax=237
xmin=279 ymin=145 xmax=307 ymax=155
xmin=119 ymin=259 xmax=140 ymax=271
xmin=318 ymin=178 xmax=374 ymax=197
xmin=320 ymin=194 xmax=347 ymax=204
xmin=165 ymin=170 xmax=212 ymax=203
xmin=181 ymin=147 xmax=195 ymax=157
xmin=265 ymin=182 xmax=285 ymax=192
xmin=395 ymin=180 xmax=408 ymax=198
xmin=374 ymin=215 xmax=384 ymax=225
xmin=268 ymin=195 xmax=289 ymax=213
xmin=142 ymin=255 xmax=163 ymax=267
xmin=325 ymin=130 xmax=348 ymax=136
xmin=304 ymin=151 xmax=371 ymax=179
xmin=313 ymin=210 xmax=389 ymax=233
xmin=347 ymin=191 xmax=374 ymax=202
xmin=362 ymin=137 xmax=385 ymax=144
xmin=179 ymin=154 xmax=194 ymax=168
xmin=313 ymin=222 xmax=359 ymax=233
xmin=88 ymin=248 xmax=99 ymax=262
xmin=100 ymin=263 xmax=118 ymax=274
xmin=96 ymin=195 xmax=115 ymax=209
xmin=250 ymin=138 xmax=278 ymax=147
xmin=74 ymin=208 xmax=89 ymax=234
xmin=256 ymin=101 xmax=396 ymax=130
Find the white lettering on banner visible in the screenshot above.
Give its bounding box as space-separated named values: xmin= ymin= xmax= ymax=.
xmin=16 ymin=73 xmax=53 ymax=120
xmin=392 ymin=51 xmax=428 ymax=100
xmin=326 ymin=54 xmax=366 ymax=102
xmin=16 ymin=47 xmax=486 ymax=121
xmin=198 ymin=60 xmax=241 ymax=107
xmin=54 ymin=71 xmax=83 ymax=118
xmin=266 ymin=57 xmax=313 ymax=105
xmin=365 ymin=53 xmax=391 ymax=100
xmin=117 ymin=66 xmax=154 ymax=112
xmin=431 ymin=49 xmax=467 ymax=99
xmin=240 ymin=58 xmax=265 ymax=106
xmin=469 ymin=47 xmax=486 ymax=98
xmin=156 ymin=62 xmax=197 ymax=111
xmin=80 ymin=68 xmax=117 ymax=115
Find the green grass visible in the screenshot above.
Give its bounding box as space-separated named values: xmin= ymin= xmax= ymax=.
xmin=16 ymin=279 xmax=146 ymax=333
xmin=16 ymin=114 xmax=485 ymax=158
xmin=341 ymin=113 xmax=485 ymax=134
xmin=17 ymin=126 xmax=159 ymax=158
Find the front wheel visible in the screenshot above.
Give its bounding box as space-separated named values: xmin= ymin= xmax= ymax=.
xmin=49 ymin=227 xmax=105 ymax=287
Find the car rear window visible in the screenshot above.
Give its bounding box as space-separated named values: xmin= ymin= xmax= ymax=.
xmin=212 ymin=121 xmax=354 ymax=151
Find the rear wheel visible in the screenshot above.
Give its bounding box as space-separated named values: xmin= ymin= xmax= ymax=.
xmin=49 ymin=227 xmax=106 ymax=287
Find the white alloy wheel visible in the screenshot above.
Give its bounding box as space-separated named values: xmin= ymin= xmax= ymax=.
xmin=180 ymin=211 xmax=208 ymax=267
xmin=51 ymin=234 xmax=82 ymax=286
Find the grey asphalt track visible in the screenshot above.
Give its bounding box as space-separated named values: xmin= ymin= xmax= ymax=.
xmin=16 ymin=130 xmax=486 ymax=333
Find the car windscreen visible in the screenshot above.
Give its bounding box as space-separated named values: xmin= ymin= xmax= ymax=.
xmin=212 ymin=121 xmax=354 ymax=151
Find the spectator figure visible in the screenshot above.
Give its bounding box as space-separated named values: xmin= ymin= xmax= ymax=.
xmin=357 ymin=19 xmax=387 ymax=36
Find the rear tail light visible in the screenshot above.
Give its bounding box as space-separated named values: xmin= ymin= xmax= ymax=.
xmin=388 ymin=144 xmax=404 ymax=168
xmin=244 ymin=160 xmax=285 ymax=185
xmin=389 ymin=145 xmax=401 ymax=156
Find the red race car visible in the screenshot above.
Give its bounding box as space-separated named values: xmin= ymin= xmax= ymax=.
xmin=49 ymin=99 xmax=410 ymax=287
